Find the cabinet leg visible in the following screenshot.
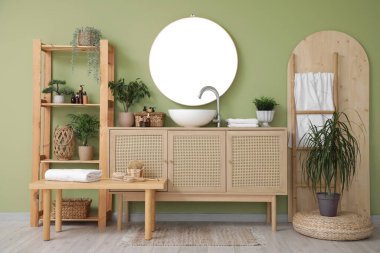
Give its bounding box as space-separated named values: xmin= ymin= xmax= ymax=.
xmin=125 ymin=201 xmax=129 ymax=223
xmin=266 ymin=202 xmax=271 ymax=224
xmin=43 ymin=189 xmax=51 ymax=241
xmin=117 ymin=193 xmax=123 ymax=231
xmin=55 ymin=189 xmax=62 ymax=232
xmin=271 ymin=196 xmax=277 ymax=232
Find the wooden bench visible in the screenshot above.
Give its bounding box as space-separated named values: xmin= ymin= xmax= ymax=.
xmin=29 ymin=179 xmax=166 ymax=241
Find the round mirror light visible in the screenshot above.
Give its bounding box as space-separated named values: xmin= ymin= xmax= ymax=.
xmin=149 ymin=17 xmax=238 ymax=106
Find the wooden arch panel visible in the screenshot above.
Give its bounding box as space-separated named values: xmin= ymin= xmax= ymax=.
xmin=287 ymin=31 xmax=370 ymax=219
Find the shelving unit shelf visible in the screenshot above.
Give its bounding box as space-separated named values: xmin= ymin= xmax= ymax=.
xmin=31 ymin=39 xmax=114 ymax=228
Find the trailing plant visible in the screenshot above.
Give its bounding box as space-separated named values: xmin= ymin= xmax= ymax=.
xmin=253 ymin=96 xmax=279 ymax=110
xmin=108 ymin=78 xmax=151 ymax=112
xmin=68 ymin=113 xmax=99 ymax=146
xmin=300 ymin=111 xmax=362 ymax=195
xmin=42 ymin=79 xmax=74 ymax=95
xmin=70 ymin=26 xmax=102 ymax=81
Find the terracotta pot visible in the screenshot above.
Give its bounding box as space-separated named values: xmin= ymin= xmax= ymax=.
xmin=78 ymin=146 xmax=94 ymax=161
xmin=53 ymin=95 xmax=65 ymax=103
xmin=118 ymin=112 xmax=135 ymax=127
xmin=256 ymin=110 xmax=275 ymax=127
xmin=317 ymin=192 xmax=340 ymax=217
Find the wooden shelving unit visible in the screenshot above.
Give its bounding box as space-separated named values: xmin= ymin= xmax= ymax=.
xmin=31 ymin=39 xmax=114 ymax=227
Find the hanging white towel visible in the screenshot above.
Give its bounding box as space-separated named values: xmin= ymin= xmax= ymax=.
xmin=293 ymin=72 xmax=335 ymax=147
xmin=45 ymin=169 xmax=102 ymax=183
xmin=226 ymin=118 xmax=259 ymax=124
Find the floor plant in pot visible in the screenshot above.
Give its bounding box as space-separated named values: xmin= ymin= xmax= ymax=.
xmin=68 ymin=113 xmax=99 ymax=161
xmin=253 ymin=96 xmax=279 ymax=127
xmin=42 ymin=79 xmax=74 ymax=103
xmin=108 ymin=78 xmax=150 ymax=127
xmin=300 ymin=111 xmax=362 ymax=217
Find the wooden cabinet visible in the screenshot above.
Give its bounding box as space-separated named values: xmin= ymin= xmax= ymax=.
xmin=226 ymin=130 xmax=287 ymax=194
xmin=168 ymin=131 xmax=225 ymax=192
xmin=109 ymin=128 xmax=287 ymax=195
xmin=31 ymin=39 xmax=114 ymax=227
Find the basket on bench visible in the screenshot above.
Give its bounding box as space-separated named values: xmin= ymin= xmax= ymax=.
xmin=51 ymin=198 xmax=92 ymax=219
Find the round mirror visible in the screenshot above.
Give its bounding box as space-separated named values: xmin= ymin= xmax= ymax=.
xmin=149 ymin=17 xmax=238 ymax=106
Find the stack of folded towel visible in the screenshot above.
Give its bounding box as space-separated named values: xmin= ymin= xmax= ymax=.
xmin=45 ymin=169 xmax=102 ymax=183
xmin=226 ymin=118 xmax=259 ymax=127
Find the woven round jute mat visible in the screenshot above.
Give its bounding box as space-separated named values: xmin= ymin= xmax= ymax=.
xmin=293 ymin=210 xmax=373 ymax=241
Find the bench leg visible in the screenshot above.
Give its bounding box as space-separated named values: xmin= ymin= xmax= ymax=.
xmin=125 ymin=201 xmax=129 ymax=223
xmin=144 ymin=189 xmax=154 ymax=240
xmin=117 ymin=193 xmax=123 ymax=231
xmin=151 ymin=190 xmax=156 ymax=232
xmin=55 ymin=189 xmax=62 ymax=232
xmin=43 ymin=189 xmax=51 ymax=241
xmin=271 ymin=195 xmax=277 ymax=231
xmin=98 ymin=189 xmax=107 ymax=232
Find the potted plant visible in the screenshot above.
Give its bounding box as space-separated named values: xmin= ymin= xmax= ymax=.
xmin=42 ymin=79 xmax=74 ymax=103
xmin=300 ymin=111 xmax=361 ymax=217
xmin=253 ymin=96 xmax=279 ymax=127
xmin=108 ymin=78 xmax=150 ymax=127
xmin=68 ymin=113 xmax=100 ymax=161
xmin=70 ymin=26 xmax=102 ymax=81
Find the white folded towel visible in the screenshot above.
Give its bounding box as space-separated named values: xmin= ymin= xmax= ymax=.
xmin=226 ymin=118 xmax=259 ymax=124
xmin=228 ymin=123 xmax=259 ymax=128
xmin=45 ymin=169 xmax=102 ymax=183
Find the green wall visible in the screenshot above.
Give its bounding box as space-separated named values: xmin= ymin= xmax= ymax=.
xmin=0 ymin=0 xmax=379 ymax=215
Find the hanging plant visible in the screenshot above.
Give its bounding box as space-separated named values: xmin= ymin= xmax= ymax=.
xmin=70 ymin=26 xmax=102 ymax=81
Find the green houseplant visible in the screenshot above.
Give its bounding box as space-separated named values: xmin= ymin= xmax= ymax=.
xmin=42 ymin=79 xmax=74 ymax=104
xmin=108 ymin=78 xmax=150 ymax=127
xmin=68 ymin=113 xmax=100 ymax=161
xmin=71 ymin=26 xmax=102 ymax=81
xmin=253 ymin=96 xmax=279 ymax=127
xmin=300 ymin=111 xmax=361 ymax=217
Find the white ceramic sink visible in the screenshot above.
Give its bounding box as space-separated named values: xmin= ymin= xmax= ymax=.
xmin=168 ymin=109 xmax=216 ymax=127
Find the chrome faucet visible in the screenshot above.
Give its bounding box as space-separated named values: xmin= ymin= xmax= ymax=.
xmin=198 ymin=86 xmax=221 ymax=127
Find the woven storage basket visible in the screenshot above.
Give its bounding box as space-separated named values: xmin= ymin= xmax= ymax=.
xmin=293 ymin=210 xmax=373 ymax=241
xmin=134 ymin=112 xmax=165 ymax=127
xmin=51 ymin=198 xmax=92 ymax=219
xmin=53 ymin=125 xmax=75 ymax=160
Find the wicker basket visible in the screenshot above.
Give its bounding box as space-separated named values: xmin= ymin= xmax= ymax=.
xmin=134 ymin=112 xmax=165 ymax=127
xmin=51 ymin=198 xmax=92 ymax=219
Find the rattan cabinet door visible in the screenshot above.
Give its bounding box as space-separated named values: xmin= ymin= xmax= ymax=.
xmin=168 ymin=131 xmax=226 ymax=192
xmin=109 ymin=129 xmax=168 ymax=191
xmin=226 ymin=130 xmax=287 ymax=194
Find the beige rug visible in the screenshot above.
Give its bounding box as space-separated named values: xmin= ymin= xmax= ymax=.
xmin=120 ymin=222 xmax=264 ymax=246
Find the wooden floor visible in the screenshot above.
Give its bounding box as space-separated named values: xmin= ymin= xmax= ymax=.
xmin=0 ymin=214 xmax=379 ymax=253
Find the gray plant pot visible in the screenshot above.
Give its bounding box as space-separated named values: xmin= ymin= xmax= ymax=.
xmin=317 ymin=192 xmax=340 ymax=217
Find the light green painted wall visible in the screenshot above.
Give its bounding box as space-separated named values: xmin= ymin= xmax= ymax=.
xmin=0 ymin=0 xmax=379 ymax=214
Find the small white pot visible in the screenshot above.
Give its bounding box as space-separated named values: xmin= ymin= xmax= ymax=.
xmin=256 ymin=110 xmax=275 ymax=127
xmin=53 ymin=95 xmax=65 ymax=103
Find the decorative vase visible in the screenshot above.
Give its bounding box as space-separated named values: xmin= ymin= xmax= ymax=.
xmin=78 ymin=146 xmax=94 ymax=161
xmin=53 ymin=126 xmax=75 ymax=160
xmin=53 ymin=95 xmax=65 ymax=103
xmin=317 ymin=192 xmax=340 ymax=217
xmin=256 ymin=110 xmax=275 ymax=127
xmin=118 ymin=112 xmax=135 ymax=127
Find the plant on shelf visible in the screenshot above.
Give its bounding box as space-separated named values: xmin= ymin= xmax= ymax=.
xmin=68 ymin=113 xmax=100 ymax=161
xmin=300 ymin=111 xmax=362 ymax=217
xmin=108 ymin=78 xmax=150 ymax=127
xmin=70 ymin=26 xmax=102 ymax=81
xmin=42 ymin=79 xmax=74 ymax=104
xmin=252 ymin=96 xmax=279 ymax=127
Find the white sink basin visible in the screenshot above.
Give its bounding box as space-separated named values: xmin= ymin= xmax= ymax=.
xmin=168 ymin=109 xmax=216 ymax=127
